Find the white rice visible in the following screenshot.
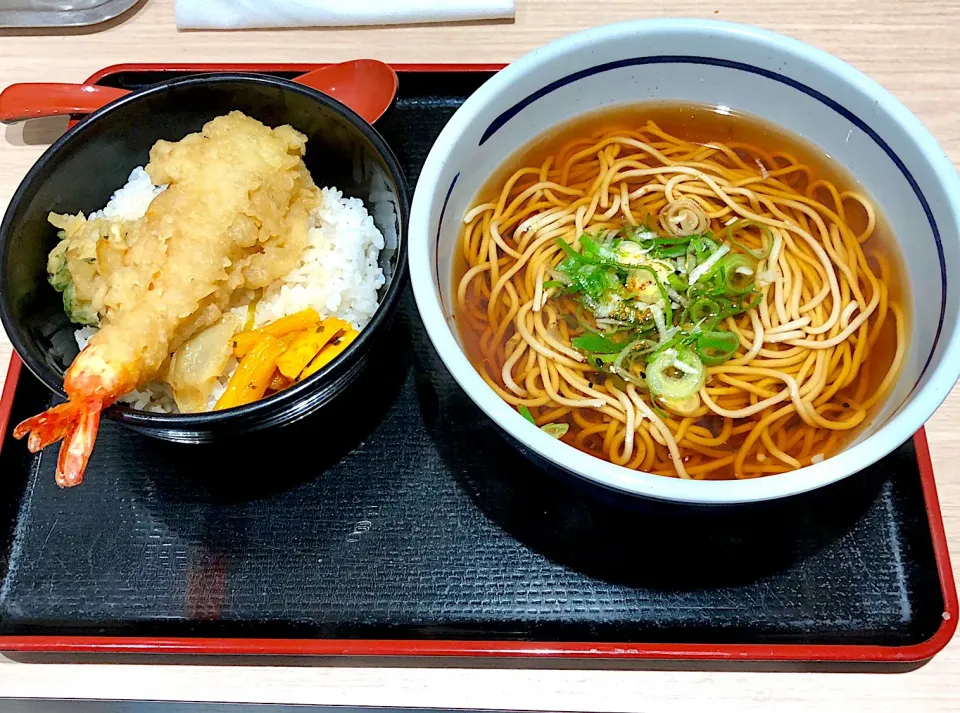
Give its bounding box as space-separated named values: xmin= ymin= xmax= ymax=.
xmin=253 ymin=187 xmax=385 ymax=331
xmin=89 ymin=167 xmax=167 ymax=221
xmin=74 ymin=168 xmax=386 ymax=413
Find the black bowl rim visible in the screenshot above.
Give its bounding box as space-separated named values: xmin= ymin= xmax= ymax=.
xmin=0 ymin=72 xmax=410 ymax=427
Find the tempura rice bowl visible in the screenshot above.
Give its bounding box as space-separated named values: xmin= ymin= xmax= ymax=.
xmin=0 ymin=74 xmax=409 ymax=443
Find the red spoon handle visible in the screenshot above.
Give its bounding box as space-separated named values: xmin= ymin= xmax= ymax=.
xmin=0 ymin=83 xmax=130 ymax=123
xmin=0 ymin=61 xmax=397 ymax=125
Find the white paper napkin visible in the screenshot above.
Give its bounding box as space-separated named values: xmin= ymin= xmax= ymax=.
xmin=176 ymin=0 xmax=515 ymax=29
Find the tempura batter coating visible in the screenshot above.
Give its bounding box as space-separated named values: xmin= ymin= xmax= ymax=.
xmin=19 ymin=112 xmax=323 ymax=486
xmin=49 ymin=111 xmax=320 ymax=388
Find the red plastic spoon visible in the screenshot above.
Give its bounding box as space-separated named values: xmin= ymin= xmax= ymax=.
xmin=0 ymin=59 xmax=398 ymax=125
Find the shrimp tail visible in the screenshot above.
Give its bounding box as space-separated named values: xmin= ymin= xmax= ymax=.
xmin=15 ymin=343 xmax=137 ymax=487
xmin=14 ymin=401 xmax=82 ymax=451
xmin=55 ymin=403 xmax=102 ymax=488
xmin=14 ymin=398 xmax=105 ymax=488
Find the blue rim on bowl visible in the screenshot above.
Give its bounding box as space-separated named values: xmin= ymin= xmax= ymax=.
xmin=408 ymin=19 xmax=960 ymax=504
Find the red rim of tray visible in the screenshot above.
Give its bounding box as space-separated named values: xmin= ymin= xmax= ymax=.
xmin=0 ymin=62 xmax=954 ymax=662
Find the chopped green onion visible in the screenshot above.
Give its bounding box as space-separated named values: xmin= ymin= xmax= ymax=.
xmin=685 ymin=234 xmax=720 ymax=273
xmin=540 ymin=423 xmax=570 ymax=439
xmin=688 ymin=244 xmax=731 ymax=285
xmin=549 ymin=219 xmax=761 ymax=391
xmin=607 ymin=374 xmax=627 ymax=391
xmin=726 ymin=220 xmax=773 ymax=259
xmin=558 ymin=262 xmax=622 ymax=299
xmin=650 ymin=326 xmax=701 ymax=358
xmin=518 ymin=405 xmax=535 ymax=424
xmin=578 ymin=235 xmax=609 ymax=263
xmin=613 ymin=338 xmax=657 ymax=371
xmin=666 ymin=273 xmax=687 ymax=292
xmin=653 ymin=235 xmax=693 ymax=246
xmin=654 ymin=244 xmax=688 ymax=259
xmin=718 ymin=291 xmax=762 ymax=320
xmin=689 ymin=297 xmax=721 ymax=324
xmin=716 ymin=253 xmax=757 ymax=295
xmin=646 ymin=348 xmax=706 ymax=400
xmin=610 ymin=338 xmax=657 ymax=386
xmin=696 ymin=330 xmax=740 ymax=365
xmin=572 ymin=333 xmax=624 ymax=354
xmin=614 ymin=369 xmax=647 ymax=388
xmin=590 ymin=353 xmax=621 ymax=368
xmin=556 ymin=237 xmax=585 ymax=260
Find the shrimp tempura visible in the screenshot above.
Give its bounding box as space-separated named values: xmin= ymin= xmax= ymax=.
xmin=15 ymin=112 xmax=322 ymax=486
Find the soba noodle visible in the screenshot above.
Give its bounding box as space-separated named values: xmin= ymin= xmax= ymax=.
xmin=455 ymin=106 xmax=907 ymax=480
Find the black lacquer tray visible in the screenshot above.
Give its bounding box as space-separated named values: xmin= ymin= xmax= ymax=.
xmin=0 ymin=64 xmax=954 ymax=662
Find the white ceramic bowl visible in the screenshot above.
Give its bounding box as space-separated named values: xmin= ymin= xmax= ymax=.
xmin=409 ymin=19 xmax=960 ymax=504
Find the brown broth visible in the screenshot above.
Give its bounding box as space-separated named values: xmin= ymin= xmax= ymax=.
xmin=453 ymin=103 xmax=909 ymax=479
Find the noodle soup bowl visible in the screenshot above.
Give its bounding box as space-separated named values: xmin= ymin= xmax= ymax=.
xmin=409 ymin=19 xmax=960 ymax=504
